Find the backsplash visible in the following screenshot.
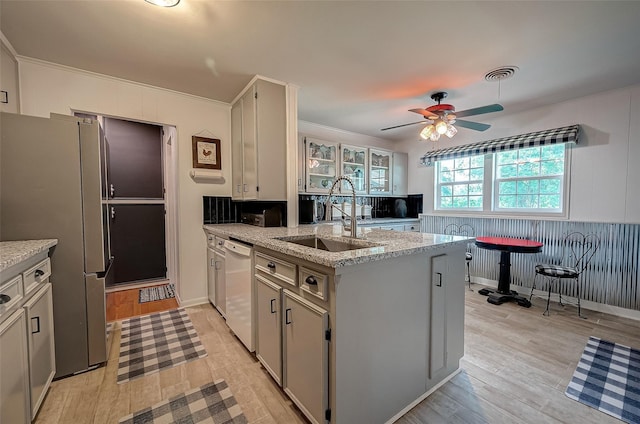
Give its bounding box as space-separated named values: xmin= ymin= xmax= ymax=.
xmin=298 ymin=194 xmax=422 ymax=219
xmin=203 ymin=197 xmax=287 ymax=226
xmin=203 ymin=195 xmax=423 ymax=225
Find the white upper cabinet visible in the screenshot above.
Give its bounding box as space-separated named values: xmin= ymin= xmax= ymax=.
xmin=340 ymin=144 xmax=368 ymax=194
xmin=231 ymin=78 xmax=286 ymax=200
xmin=305 ymin=137 xmax=339 ymax=194
xmin=368 ymin=148 xmax=392 ymax=195
xmin=392 ymin=151 xmax=408 ymax=196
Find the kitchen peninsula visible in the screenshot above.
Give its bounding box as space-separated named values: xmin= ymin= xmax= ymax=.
xmin=203 ymin=223 xmax=470 ymax=424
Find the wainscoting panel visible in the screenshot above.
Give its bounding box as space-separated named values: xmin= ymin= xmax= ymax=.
xmin=419 ymin=216 xmax=640 ymax=311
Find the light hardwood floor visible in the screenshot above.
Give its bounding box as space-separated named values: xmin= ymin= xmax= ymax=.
xmin=35 ymin=284 xmax=640 ymax=424
xmin=106 ymin=286 xmax=179 ymax=322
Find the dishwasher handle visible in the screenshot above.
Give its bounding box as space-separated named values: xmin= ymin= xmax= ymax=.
xmin=223 ymin=240 xmax=253 ymax=257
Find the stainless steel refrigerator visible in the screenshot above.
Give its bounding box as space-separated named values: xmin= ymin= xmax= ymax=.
xmin=1 ymin=112 xmax=113 ymax=378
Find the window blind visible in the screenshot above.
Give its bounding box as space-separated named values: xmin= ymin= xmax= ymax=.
xmin=420 ymin=124 xmax=580 ymax=166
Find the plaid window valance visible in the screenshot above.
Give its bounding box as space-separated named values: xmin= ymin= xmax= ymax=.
xmin=420 ymin=124 xmax=580 ymax=166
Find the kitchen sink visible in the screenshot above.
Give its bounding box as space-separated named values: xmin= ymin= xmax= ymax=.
xmin=276 ymin=236 xmax=381 ymax=252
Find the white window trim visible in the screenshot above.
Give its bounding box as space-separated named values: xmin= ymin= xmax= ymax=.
xmin=433 ymin=146 xmax=572 ymax=219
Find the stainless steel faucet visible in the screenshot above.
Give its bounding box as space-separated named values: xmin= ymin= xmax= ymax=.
xmin=324 ymin=176 xmax=358 ymax=238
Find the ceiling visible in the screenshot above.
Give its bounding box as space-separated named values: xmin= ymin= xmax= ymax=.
xmin=2 ymin=1 xmax=640 ymax=141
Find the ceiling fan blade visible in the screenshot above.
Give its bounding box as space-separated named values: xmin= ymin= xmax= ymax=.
xmin=380 ymin=120 xmax=426 ymax=131
xmin=408 ymin=108 xmax=438 ymax=119
xmin=455 ymin=104 xmax=503 ymax=118
xmin=455 ymin=119 xmax=491 ymax=131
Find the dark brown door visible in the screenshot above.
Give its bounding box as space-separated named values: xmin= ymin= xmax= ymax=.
xmin=103 ymin=117 xmax=166 ymax=285
xmin=109 ymin=204 xmax=166 ymax=284
xmin=104 ymin=117 xmax=163 ymax=199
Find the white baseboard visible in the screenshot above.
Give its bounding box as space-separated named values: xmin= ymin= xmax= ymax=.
xmin=471 ymin=277 xmax=640 ymax=322
xmin=179 ymin=297 xmax=210 ymax=308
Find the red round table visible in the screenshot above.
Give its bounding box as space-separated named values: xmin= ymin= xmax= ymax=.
xmin=474 ymin=236 xmax=543 ymax=307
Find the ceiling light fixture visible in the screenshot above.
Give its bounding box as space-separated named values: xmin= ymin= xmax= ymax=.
xmin=420 ymin=118 xmax=457 ymax=142
xmin=144 ymin=0 xmax=180 ymax=7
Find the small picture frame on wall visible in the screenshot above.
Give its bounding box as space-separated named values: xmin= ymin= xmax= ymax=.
xmin=192 ymin=136 xmax=221 ymax=170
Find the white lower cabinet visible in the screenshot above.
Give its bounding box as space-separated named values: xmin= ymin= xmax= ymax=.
xmin=24 ymin=283 xmax=56 ymax=418
xmin=207 ymin=247 xmax=216 ymax=305
xmin=282 ymin=290 xmax=329 ymax=424
xmin=255 ymin=275 xmax=282 ymax=384
xmin=206 ymin=234 xmax=226 ymax=317
xmin=0 ymin=308 xmax=30 ymax=424
xmin=254 ymin=251 xmax=329 ymax=424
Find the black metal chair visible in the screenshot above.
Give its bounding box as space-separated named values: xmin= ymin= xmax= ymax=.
xmin=529 ymin=232 xmax=600 ymax=318
xmin=444 ymin=223 xmax=475 ymax=290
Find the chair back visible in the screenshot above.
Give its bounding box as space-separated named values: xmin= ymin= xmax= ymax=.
xmin=443 ymin=224 xmax=474 ymax=237
xmin=563 ymin=232 xmax=601 ymax=274
xmin=444 ymin=224 xmax=475 ymax=252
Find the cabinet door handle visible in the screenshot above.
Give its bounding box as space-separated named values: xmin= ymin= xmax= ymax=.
xmin=31 ymin=316 xmax=41 ymax=334
xmin=267 ymin=262 xmax=276 ymax=270
xmin=305 ymin=276 xmax=318 ymax=286
xmin=236 ymin=184 xmax=242 ymax=193
xmin=210 ymin=258 xmax=215 ymax=267
xmin=435 ymin=272 xmax=442 ymax=287
xmin=217 ymin=240 xmax=224 ymax=246
xmin=285 ymin=308 xmax=292 ymax=325
xmin=111 ymin=207 xmax=116 ymax=219
xmin=214 ymin=260 xmax=221 ymax=270
xmin=243 ymin=183 xmax=248 ymax=193
xmin=0 ymin=294 xmax=11 ymax=304
xmin=35 ymin=269 xmax=45 ymax=278
xmin=270 ymin=299 xmax=276 ymax=314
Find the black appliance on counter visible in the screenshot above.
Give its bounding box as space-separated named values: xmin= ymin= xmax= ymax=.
xmin=299 ymin=199 xmax=325 ymax=224
xmin=241 ymin=206 xmax=282 ymax=227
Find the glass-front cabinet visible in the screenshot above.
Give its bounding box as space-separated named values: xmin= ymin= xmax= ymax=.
xmin=305 ymin=138 xmax=338 ymax=193
xmin=369 ymin=148 xmax=392 ymax=195
xmin=340 ymin=144 xmax=368 ymax=194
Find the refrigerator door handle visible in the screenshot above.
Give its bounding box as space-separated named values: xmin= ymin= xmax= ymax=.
xmin=111 ymin=207 xmax=116 ymax=219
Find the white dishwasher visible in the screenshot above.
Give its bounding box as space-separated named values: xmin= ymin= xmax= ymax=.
xmin=224 ymin=239 xmax=254 ymax=352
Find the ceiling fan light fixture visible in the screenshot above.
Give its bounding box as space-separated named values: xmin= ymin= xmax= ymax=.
xmin=144 ymin=0 xmax=180 ymax=7
xmin=430 ymin=131 xmax=440 ymax=142
xmin=435 ymin=120 xmax=448 ymax=135
xmin=420 ymin=124 xmax=435 ymax=140
xmin=445 ymin=124 xmax=458 ymax=138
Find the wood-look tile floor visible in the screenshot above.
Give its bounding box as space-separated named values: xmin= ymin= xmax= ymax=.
xmin=106 ymin=286 xmax=179 ymax=322
xmin=35 ymin=284 xmax=640 ymax=424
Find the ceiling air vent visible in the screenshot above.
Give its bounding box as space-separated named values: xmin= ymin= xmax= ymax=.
xmin=484 ymin=66 xmax=519 ymax=82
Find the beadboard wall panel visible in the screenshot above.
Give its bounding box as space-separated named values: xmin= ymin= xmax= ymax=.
xmin=420 ymin=215 xmax=640 ymax=311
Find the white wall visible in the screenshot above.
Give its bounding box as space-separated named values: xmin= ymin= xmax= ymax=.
xmin=398 ymin=83 xmax=640 ymax=224
xmin=17 ymin=58 xmax=231 ymax=304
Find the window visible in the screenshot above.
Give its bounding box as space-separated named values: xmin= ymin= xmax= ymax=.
xmin=436 ymin=156 xmax=484 ymax=209
xmin=494 ymin=145 xmax=565 ymax=212
xmin=435 ymin=144 xmax=568 ymax=215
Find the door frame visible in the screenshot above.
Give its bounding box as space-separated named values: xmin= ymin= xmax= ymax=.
xmin=71 ymin=110 xmax=178 ymax=292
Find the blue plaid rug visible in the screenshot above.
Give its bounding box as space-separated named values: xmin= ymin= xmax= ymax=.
xmin=566 ymin=336 xmax=640 ymax=424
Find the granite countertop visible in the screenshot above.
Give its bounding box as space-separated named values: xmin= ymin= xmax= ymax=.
xmin=0 ymin=239 xmax=58 ymax=272
xmin=203 ymin=223 xmax=471 ymax=269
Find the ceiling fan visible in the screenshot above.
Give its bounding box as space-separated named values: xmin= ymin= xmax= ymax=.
xmin=381 ymin=92 xmax=503 ymax=141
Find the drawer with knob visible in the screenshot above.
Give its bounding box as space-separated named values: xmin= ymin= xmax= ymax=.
xmin=299 ymin=266 xmax=328 ymax=301
xmin=22 ymin=258 xmax=51 ymax=296
xmin=0 ymin=275 xmax=24 ymax=319
xmin=255 ymin=252 xmax=297 ymax=287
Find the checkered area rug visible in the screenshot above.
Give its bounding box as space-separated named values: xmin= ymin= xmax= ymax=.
xmin=118 ymin=380 xmax=247 ymax=424
xmin=566 ymin=336 xmax=640 ymax=424
xmin=117 ymin=308 xmax=207 ymax=383
xmin=139 ymin=284 xmax=176 ymax=303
